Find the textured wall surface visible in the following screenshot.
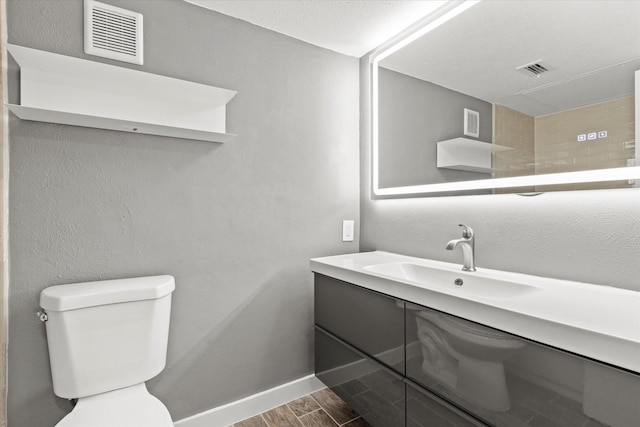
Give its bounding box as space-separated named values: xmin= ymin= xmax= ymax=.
xmin=361 ymin=57 xmax=640 ymax=292
xmin=7 ymin=1 xmax=359 ymax=425
xmin=0 ymin=1 xmax=8 ymax=426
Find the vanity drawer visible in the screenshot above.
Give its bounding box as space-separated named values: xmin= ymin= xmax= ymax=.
xmin=315 ymin=326 xmax=405 ymax=427
xmin=405 ymin=302 xmax=640 ymax=427
xmin=406 ymin=380 xmax=486 ymax=427
xmin=314 ymin=273 xmax=404 ymax=374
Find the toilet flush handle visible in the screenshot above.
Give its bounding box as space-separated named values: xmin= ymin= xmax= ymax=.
xmin=37 ymin=310 xmax=48 ymax=322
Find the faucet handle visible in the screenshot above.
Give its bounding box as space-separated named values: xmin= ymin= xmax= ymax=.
xmin=458 ymin=224 xmax=474 ymax=239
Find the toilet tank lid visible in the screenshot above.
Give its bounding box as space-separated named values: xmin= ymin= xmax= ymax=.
xmin=40 ymin=275 xmax=175 ymax=312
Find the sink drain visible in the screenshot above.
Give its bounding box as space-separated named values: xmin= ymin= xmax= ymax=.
xmin=454 ymin=278 xmax=464 ymax=286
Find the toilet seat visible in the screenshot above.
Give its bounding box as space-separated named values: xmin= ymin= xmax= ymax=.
xmin=55 ymin=383 xmax=173 ymax=427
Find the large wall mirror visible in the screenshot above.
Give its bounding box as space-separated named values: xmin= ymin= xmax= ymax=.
xmin=371 ymin=0 xmax=640 ymax=196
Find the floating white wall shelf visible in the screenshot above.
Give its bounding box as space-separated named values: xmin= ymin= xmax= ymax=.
xmin=437 ymin=137 xmax=511 ymax=173
xmin=7 ymin=44 xmax=237 ymax=143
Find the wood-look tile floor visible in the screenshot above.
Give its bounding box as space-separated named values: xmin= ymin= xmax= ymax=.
xmin=229 ymin=388 xmax=373 ymax=427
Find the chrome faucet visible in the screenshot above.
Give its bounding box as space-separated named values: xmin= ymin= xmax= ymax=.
xmin=446 ymin=224 xmax=476 ymax=272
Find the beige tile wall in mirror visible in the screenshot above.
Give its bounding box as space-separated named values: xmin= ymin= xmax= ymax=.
xmin=493 ymin=96 xmax=635 ymax=192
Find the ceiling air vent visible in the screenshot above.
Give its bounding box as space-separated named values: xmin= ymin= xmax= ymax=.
xmin=516 ymin=60 xmax=551 ymax=77
xmin=84 ymin=0 xmax=143 ymax=65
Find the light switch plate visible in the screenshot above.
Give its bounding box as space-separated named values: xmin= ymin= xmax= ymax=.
xmin=342 ymin=220 xmax=355 ymax=242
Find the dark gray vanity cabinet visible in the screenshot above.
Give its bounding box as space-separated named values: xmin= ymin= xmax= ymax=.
xmin=314 ymin=274 xmax=484 ymax=427
xmin=315 ymin=273 xmax=640 ymax=427
xmin=315 ymin=326 xmax=405 ymax=427
xmin=406 ymin=381 xmax=484 ymax=427
xmin=405 ymin=302 xmax=640 ymax=427
xmin=314 ymin=273 xmax=405 ymax=374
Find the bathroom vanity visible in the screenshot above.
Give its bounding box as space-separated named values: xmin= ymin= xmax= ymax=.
xmin=312 ymin=251 xmax=640 ymax=427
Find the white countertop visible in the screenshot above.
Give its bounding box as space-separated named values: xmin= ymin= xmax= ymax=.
xmin=311 ymin=251 xmax=640 ymax=373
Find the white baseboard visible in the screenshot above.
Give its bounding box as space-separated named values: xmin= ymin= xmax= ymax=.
xmin=173 ymin=375 xmax=326 ymax=427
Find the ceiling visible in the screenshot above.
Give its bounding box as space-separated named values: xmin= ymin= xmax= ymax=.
xmin=184 ymin=0 xmax=446 ymax=57
xmin=185 ymin=0 xmax=639 ymax=118
xmin=379 ymin=0 xmax=640 ymax=117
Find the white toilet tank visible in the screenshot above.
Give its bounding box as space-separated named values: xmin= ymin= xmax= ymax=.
xmin=40 ymin=275 xmax=175 ymax=399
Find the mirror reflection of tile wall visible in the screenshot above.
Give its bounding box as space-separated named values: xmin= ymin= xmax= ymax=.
xmin=492 ymin=105 xmax=536 ymax=194
xmin=493 ymin=96 xmax=635 ymax=193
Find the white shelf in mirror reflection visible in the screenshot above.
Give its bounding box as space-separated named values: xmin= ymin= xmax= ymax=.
xmin=7 ymin=44 xmax=237 ymax=143
xmin=436 ymin=137 xmax=512 ymax=173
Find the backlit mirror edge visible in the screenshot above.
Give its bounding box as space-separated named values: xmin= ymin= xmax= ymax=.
xmin=369 ymin=0 xmax=640 ymax=198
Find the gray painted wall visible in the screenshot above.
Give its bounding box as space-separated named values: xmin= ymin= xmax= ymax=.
xmin=378 ymin=67 xmax=493 ymax=188
xmin=7 ymin=1 xmax=359 ymax=425
xmin=361 ymin=57 xmax=640 ymax=292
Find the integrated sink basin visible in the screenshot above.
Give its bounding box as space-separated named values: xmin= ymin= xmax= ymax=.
xmin=363 ymin=262 xmax=541 ymax=299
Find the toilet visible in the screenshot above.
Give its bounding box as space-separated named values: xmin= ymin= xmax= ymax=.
xmin=39 ymin=275 xmax=175 ymax=427
xmin=414 ymin=308 xmax=524 ymax=411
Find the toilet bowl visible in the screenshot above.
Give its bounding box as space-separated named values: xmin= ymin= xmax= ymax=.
xmin=39 ymin=275 xmax=175 ymax=427
xmin=414 ymin=308 xmax=524 ymax=411
xmin=56 ymin=384 xmax=173 ymax=427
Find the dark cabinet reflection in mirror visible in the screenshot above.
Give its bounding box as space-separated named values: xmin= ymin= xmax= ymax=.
xmin=315 ymin=274 xmax=640 ymax=426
